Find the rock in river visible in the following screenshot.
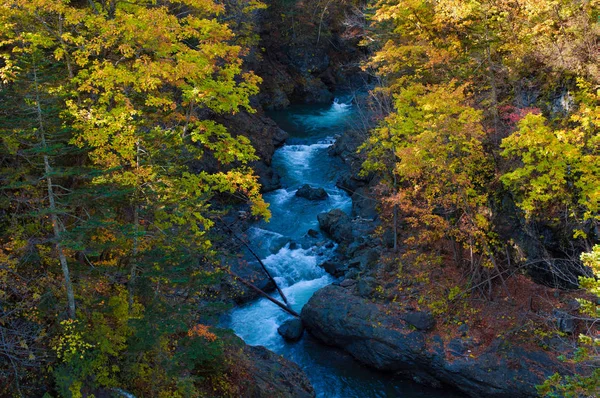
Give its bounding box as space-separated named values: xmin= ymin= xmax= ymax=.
xmin=317 ymin=209 xmax=352 ymax=243
xmin=296 ymin=184 xmax=329 ymax=201
xmin=278 ymin=318 xmax=305 ymax=342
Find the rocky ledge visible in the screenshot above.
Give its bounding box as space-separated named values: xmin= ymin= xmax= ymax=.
xmin=242 ymin=342 xmax=315 ymax=397
xmin=301 ymin=285 xmax=570 ymax=398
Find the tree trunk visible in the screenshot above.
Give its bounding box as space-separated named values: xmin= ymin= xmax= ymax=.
xmin=128 ymin=140 xmax=141 ymax=310
xmin=392 ymin=173 xmax=398 ymax=252
xmin=33 ymin=61 xmax=76 ymax=319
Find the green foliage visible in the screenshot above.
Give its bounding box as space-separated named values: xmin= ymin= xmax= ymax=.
xmin=501 ymin=80 xmax=599 ymax=233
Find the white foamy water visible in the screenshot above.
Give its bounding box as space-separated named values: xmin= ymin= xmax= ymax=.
xmin=275 ymin=142 xmax=332 ymax=184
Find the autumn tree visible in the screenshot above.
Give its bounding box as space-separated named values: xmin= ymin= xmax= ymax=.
xmin=1 ymin=0 xmax=270 ymax=395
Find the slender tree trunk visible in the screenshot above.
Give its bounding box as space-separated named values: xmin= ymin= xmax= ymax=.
xmin=392 ymin=173 xmax=398 ymax=252
xmin=128 ymin=140 xmax=141 ymax=310
xmin=316 ymin=0 xmax=331 ymax=45
xmin=225 ymin=268 xmax=299 ymax=317
xmin=33 ymin=61 xmax=76 ymax=319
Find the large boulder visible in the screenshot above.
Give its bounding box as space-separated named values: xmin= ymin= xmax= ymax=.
xmin=296 ymin=184 xmax=329 ymax=201
xmin=302 ymin=285 xmax=567 ymax=398
xmin=278 ymin=318 xmax=305 ymax=342
xmin=317 ymin=209 xmax=353 ymax=243
xmin=401 ymin=311 xmax=436 ymax=331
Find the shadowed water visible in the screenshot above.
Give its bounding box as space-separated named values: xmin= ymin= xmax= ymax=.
xmin=226 ymin=97 xmax=462 ymax=397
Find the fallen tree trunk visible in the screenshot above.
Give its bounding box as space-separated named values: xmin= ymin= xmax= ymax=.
xmin=224 ymin=267 xmax=299 ymax=317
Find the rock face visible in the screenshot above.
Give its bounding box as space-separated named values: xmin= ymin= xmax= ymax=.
xmin=242 ymin=343 xmax=315 ymax=397
xmin=317 ymin=209 xmax=353 ymax=243
xmin=302 ymin=285 xmax=567 ymax=398
xmin=296 ymin=184 xmax=329 ymax=201
xmin=277 ymin=318 xmax=305 ymax=342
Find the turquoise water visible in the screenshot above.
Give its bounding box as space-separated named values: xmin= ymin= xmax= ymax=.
xmin=227 ymin=98 xmax=461 ymax=397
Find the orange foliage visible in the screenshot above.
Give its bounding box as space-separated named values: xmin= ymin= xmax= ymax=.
xmin=187 ymin=324 xmax=218 ymax=342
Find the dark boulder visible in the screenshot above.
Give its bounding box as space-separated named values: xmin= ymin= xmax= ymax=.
xmin=319 ymin=260 xmax=347 ymax=277
xmin=553 ymin=310 xmax=576 ymax=334
xmin=401 ymin=311 xmax=436 ymax=331
xmin=317 ymin=209 xmax=353 ymax=243
xmin=278 ymin=318 xmax=305 ymax=342
xmin=302 ymin=285 xmax=568 ymax=397
xmin=296 ymin=184 xmax=329 ymax=201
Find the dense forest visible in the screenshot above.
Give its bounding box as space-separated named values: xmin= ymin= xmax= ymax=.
xmin=0 ymin=0 xmax=598 ymax=397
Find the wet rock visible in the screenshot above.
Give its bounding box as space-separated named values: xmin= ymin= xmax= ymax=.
xmin=278 ymin=319 xmax=304 ymax=342
xmin=302 ymin=285 xmax=566 ymax=397
xmin=401 ymin=311 xmax=436 ymax=331
xmin=319 ymin=260 xmax=347 ymax=277
xmin=288 ymin=241 xmax=299 ymax=250
xmin=296 ymin=184 xmax=329 ymax=201
xmin=242 ymin=343 xmax=315 ymax=397
xmin=317 ymin=209 xmax=353 ymax=243
xmin=254 ymin=161 xmax=282 ymax=193
xmin=273 ymin=128 xmax=289 ymax=147
xmin=268 ymin=235 xmax=292 ymax=254
xmin=307 ymin=229 xmax=320 ymax=238
xmin=328 ymin=129 xmax=365 ymax=166
xmin=344 ymin=269 xmax=359 ymax=280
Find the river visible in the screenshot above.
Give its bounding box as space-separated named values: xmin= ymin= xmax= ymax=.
xmin=226 ymin=98 xmax=461 ymax=398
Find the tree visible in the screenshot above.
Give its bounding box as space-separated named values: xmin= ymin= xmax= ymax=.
xmin=361 ymin=82 xmax=496 ymax=282
xmin=0 ymin=0 xmax=270 ymax=395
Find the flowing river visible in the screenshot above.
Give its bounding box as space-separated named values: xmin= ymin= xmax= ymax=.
xmin=226 ymin=98 xmax=460 ymax=397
